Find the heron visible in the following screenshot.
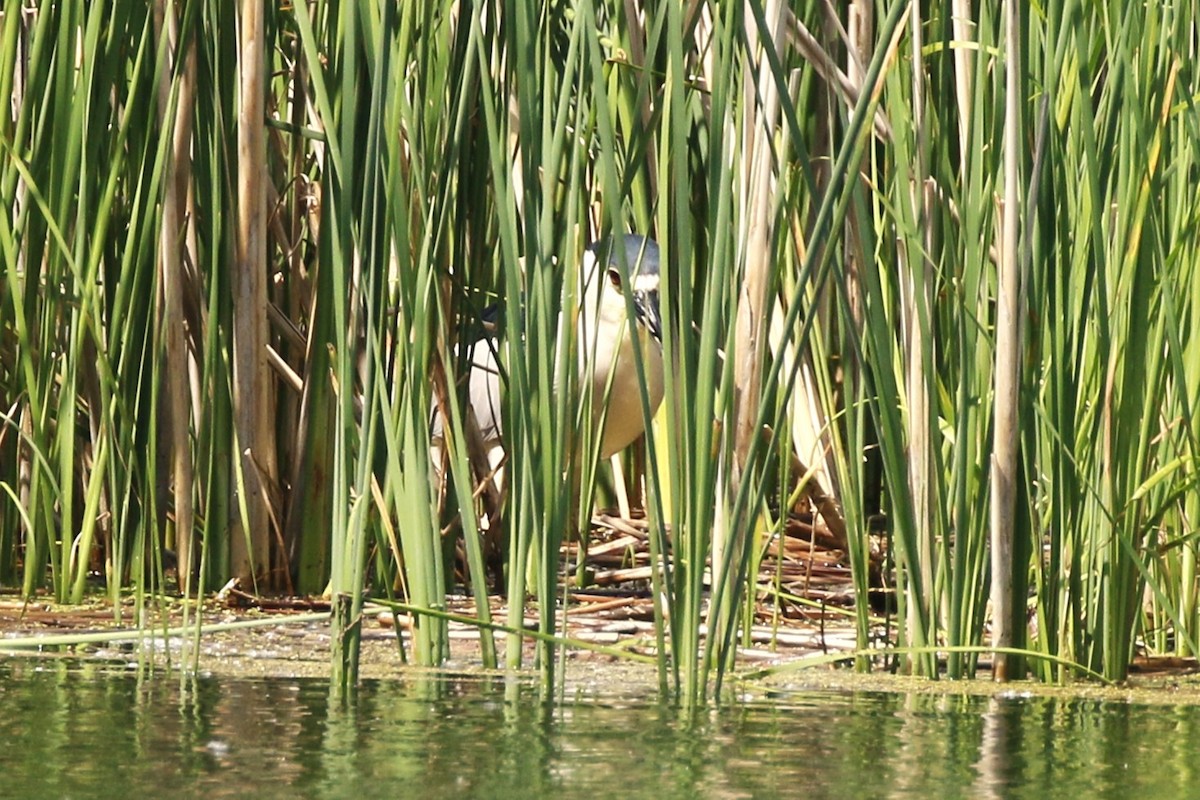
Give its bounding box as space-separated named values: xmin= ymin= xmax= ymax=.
xmin=433 ymin=233 xmax=665 ymax=513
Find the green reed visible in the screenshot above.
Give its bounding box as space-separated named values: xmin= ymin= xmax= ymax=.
xmin=3 ymin=0 xmax=1200 ymax=692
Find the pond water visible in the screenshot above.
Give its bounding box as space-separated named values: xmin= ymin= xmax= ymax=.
xmin=1 ymin=659 xmax=1195 ymax=799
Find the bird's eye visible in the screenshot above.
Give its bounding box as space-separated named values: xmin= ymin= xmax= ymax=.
xmin=607 ymin=268 xmax=622 ymax=289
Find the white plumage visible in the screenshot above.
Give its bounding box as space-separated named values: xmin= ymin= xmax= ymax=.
xmin=433 ymin=234 xmax=664 ymax=469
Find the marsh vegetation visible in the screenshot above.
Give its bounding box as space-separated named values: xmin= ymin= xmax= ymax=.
xmin=1 ymin=0 xmax=1198 ymax=701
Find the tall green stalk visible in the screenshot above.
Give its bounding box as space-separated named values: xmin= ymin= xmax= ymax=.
xmin=4 ymin=0 xmax=1200 ymax=691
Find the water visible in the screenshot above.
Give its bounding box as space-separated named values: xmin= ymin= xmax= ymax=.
xmin=1 ymin=660 xmax=1196 ymax=799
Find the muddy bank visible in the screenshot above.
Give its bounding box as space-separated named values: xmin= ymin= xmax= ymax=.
xmin=4 ymin=596 xmax=1200 ymax=707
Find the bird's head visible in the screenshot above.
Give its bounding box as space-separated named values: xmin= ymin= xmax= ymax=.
xmin=582 ymin=234 xmax=663 ymax=343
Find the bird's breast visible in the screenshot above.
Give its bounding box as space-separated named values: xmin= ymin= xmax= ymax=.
xmin=586 ymin=327 xmax=665 ymax=459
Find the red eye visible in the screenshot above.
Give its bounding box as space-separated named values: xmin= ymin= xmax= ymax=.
xmin=607 ymin=268 xmax=622 ymax=289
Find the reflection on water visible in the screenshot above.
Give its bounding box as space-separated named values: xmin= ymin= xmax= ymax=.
xmin=1 ymin=661 xmax=1196 ymax=799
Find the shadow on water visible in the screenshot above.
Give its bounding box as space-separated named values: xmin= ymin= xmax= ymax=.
xmin=1 ymin=660 xmax=1197 ymax=799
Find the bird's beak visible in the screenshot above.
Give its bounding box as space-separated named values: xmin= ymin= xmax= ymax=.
xmin=633 ymin=287 xmax=662 ymax=343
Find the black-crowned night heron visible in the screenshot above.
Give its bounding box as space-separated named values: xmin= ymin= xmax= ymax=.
xmin=434 ymin=234 xmax=665 ymax=479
